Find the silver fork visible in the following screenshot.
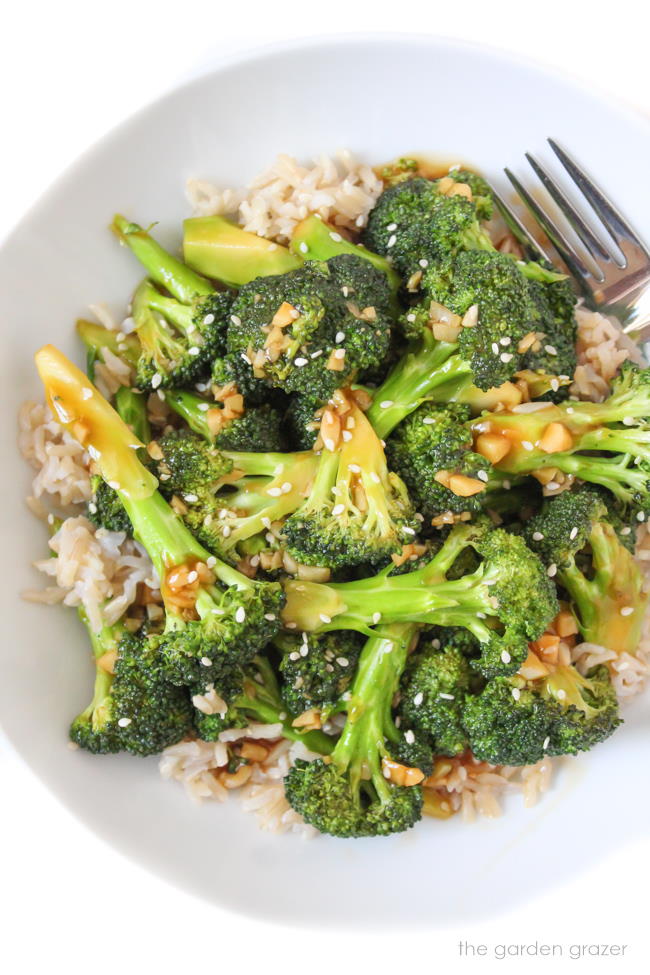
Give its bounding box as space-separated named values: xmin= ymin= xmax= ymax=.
xmin=492 ymin=138 xmax=650 ymax=342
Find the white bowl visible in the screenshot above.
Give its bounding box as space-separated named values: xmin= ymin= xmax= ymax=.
xmin=1 ymin=34 xmax=649 ymax=928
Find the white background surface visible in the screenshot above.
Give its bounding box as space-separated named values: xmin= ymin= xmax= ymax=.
xmin=2 ymin=2 xmax=650 ymax=972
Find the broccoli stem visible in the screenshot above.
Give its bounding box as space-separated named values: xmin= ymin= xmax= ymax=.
xmin=367 ymin=339 xmax=472 ymax=439
xmin=165 ymin=389 xmax=215 ymax=441
xmin=112 ymin=214 xmax=214 ymax=304
xmin=145 ymin=287 xmax=197 ymax=337
xmin=114 ymin=386 xmax=151 ymax=444
xmin=76 ymin=608 xmax=121 ymax=728
xmin=332 ymin=623 xmax=418 ymax=798
xmin=76 ymin=319 xmax=140 ymax=380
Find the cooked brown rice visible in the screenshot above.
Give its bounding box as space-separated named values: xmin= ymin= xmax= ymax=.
xmin=18 ymin=150 xmax=650 ymax=835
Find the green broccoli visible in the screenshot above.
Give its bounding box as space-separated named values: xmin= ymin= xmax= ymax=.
xmin=76 ymin=319 xmax=140 ymax=382
xmin=282 ymin=395 xmax=417 ymax=570
xmin=36 ymin=346 xmax=284 ymax=692
xmin=70 ymin=612 xmax=193 ymax=755
xmin=164 ymin=388 xmax=283 ymax=452
xmin=226 ymin=260 xmax=392 ymax=400
xmin=398 ymin=639 xmax=472 ymax=757
xmin=193 ymin=655 xmax=335 ymax=755
xmin=284 ymin=624 xmax=424 ymax=837
xmin=282 ymin=520 xmax=558 ymax=678
xmin=290 ymin=216 xmax=401 ymax=294
xmin=471 ymin=362 xmax=650 ymax=511
xmin=463 ymin=663 xmax=620 ymax=766
xmin=525 ymin=486 xmax=648 ymax=655
xmin=275 ymin=630 xmax=363 ymax=716
xmin=112 ymin=215 xmax=232 ymax=389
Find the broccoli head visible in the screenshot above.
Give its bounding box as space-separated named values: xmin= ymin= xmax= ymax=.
xmin=284 ymin=624 xmax=424 ymax=837
xmin=276 ymin=630 xmax=364 ymax=716
xmin=398 ymin=639 xmax=472 ymax=756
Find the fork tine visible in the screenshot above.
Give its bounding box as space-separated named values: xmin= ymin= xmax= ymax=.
xmin=548 ymin=138 xmax=650 ymax=263
xmin=490 ymin=188 xmax=553 ymax=264
xmin=504 ymin=167 xmax=597 ymax=285
xmin=524 ymin=152 xmax=612 ymax=263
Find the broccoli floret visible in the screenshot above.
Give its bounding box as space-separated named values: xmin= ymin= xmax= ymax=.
xmin=226 ymin=260 xmax=392 ymax=400
xmin=525 ymin=486 xmax=648 ymax=654
xmin=282 ymin=520 xmax=558 ymax=679
xmin=521 ymin=276 xmax=577 ymax=400
xmin=112 ymin=215 xmax=232 ymax=389
xmin=284 ymin=393 xmax=322 ymax=449
xmin=276 ymin=631 xmax=363 ymax=715
xmin=362 ymin=178 xmax=493 ymax=282
xmin=211 ymin=351 xmax=271 ymax=405
xmin=70 ymin=614 xmax=193 ymax=755
xmin=398 ymin=640 xmax=472 ymax=756
xmin=379 ymin=157 xmax=420 ymax=186
xmin=87 ymin=387 xmax=152 ymax=536
xmin=471 ymin=362 xmax=650 ymax=511
xmin=284 ymin=624 xmax=424 ymax=838
xmin=447 ymin=169 xmax=494 ymax=220
xmin=463 ymin=663 xmax=621 ymax=766
xmin=282 ymin=393 xmax=417 ymax=570
xmin=386 ymin=403 xmax=491 ymax=519
xmin=165 ymin=388 xmax=283 ymax=452
xmin=193 ymin=655 xmax=336 ymax=756
xmin=36 ymin=346 xmax=285 ymax=692
xmin=154 ymin=428 xmax=319 ymax=562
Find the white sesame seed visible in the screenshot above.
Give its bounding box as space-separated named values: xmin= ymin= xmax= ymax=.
xmin=439 ymin=693 xmax=455 ymax=701
xmin=512 ymin=688 xmax=521 ymax=701
xmin=546 ymin=481 xmax=561 ymax=491
xmin=543 ymin=736 xmax=550 ymax=750
xmin=477 ymin=470 xmax=489 ymax=482
xmin=294 ymin=357 xmax=308 ymax=367
xmin=197 ymin=402 xmax=210 ymax=412
xmin=637 ymin=511 xmax=646 ymax=522
xmin=108 ymin=481 xmax=120 ymax=491
xmin=413 ymin=692 xmax=424 ymax=706
xmin=324 ymin=438 xmax=336 ymax=452
xmin=422 ymin=416 xmax=436 ymax=425
xmin=336 ymin=657 xmax=349 ymax=667
xmin=369 ymin=471 xmax=381 ymax=484
xmin=300 ymin=646 xmax=309 ymax=657
xmin=81 ymin=387 xmax=93 ymax=400
xmin=279 ymin=482 xmax=292 ymax=494
xmin=406 ymin=313 xmax=416 ymax=323
xmin=333 ymin=348 xmax=346 ymax=359
xmin=286 ymin=622 xmax=297 ymax=629
xmin=403 ymin=526 xmax=416 ymax=536
xmin=386 ymin=234 xmax=397 ymax=248
xmin=117 ymin=717 xmax=132 ymax=728
xmin=186 ymin=570 xmax=198 ymax=584
xmin=159 ymin=473 xmax=170 ymax=481
xmin=620 ymin=526 xmax=632 ymax=536
xmin=379 ymin=400 xmax=394 ymax=409
xmin=222 ymin=525 xmax=231 ymax=538
xmin=88 ymin=502 xmax=97 ymax=514
xmin=310 ymin=349 xmax=323 ymax=359
xmin=372 ymin=612 xmax=381 ymax=624
xmin=500 ymin=352 xmax=513 ymax=363
xmin=240 ymin=352 xmax=251 ymax=364
xmin=570 ymin=526 xmax=578 ymax=540
xmin=566 ymin=406 xmax=574 ymax=413
xmin=620 ymin=606 xmax=634 ymax=616
xmin=386 ymin=223 xmax=398 ymax=232
xmin=203 ymin=313 xmax=215 ymax=325
xmin=289 ymin=652 xmax=300 ymax=662
xmin=151 ymin=373 xmax=162 ymax=389
xmin=329 ymin=231 xmax=343 ymax=243
xmin=261 ymin=517 xmax=271 ymax=529
xmin=230 ymin=315 xmax=241 ymax=327
xmin=342 ymin=430 xmax=353 ymax=442
xmin=622 ymin=416 xmax=635 ymax=426
xmin=342 ymin=286 xmax=349 ymax=297
xmin=547 ymin=563 xmax=557 ymax=577
xmin=206 ymin=556 xmax=217 ymax=568
xmin=419 ymin=259 xmax=429 ymax=269
xmin=556 ymin=688 xmax=566 ymax=700
xmin=491 ymin=342 xmax=499 ymax=355
xmin=500 ymin=337 xmax=511 ymax=346
xmin=431 ymin=639 xmax=441 ymax=649
xmin=298 ymin=242 xmax=309 ymax=254
xmin=335 ymin=331 xmax=345 ymax=343
xmin=532 ymin=531 xmax=544 ymax=541
xmin=476 ymin=612 xmax=486 ymax=619
xmin=332 ymin=503 xmax=345 ymax=516
xmin=521 ymin=440 xmax=534 ymax=451
xmin=501 ymin=650 xmax=511 ymax=663
xmin=200 ymin=656 xmax=212 ymax=667
xmin=267 ymin=487 xmax=282 ymax=497
xmin=184 ymin=493 xmax=198 ymax=503
xmin=544 ymin=345 xmax=557 ymax=356
xmin=405 ymin=729 xmax=416 ymax=744
xmin=319 ymin=614 xmax=331 ymax=624
xmin=235 ymin=607 xmax=246 ymax=623
xmin=347 ymin=463 xmax=362 ymax=473
xmin=188 ymin=346 xmax=200 ymax=356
